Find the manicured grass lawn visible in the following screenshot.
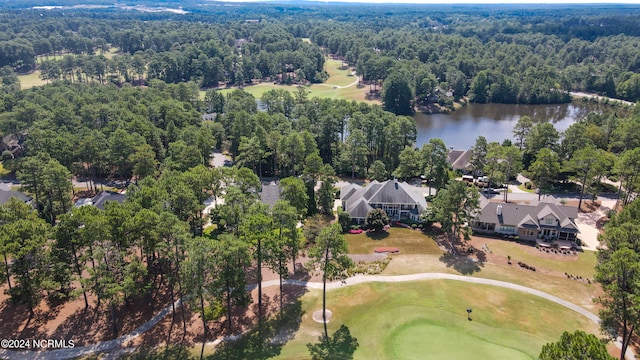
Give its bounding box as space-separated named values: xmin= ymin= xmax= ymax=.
xmin=487 ymin=240 xmax=597 ymax=279
xmin=345 ymin=227 xmax=443 ymax=255
xmin=204 ymin=57 xmax=376 ymax=104
xmin=383 ymin=254 xmax=601 ymax=312
xmin=36 ymin=54 xmax=68 ymax=62
xmin=323 ymin=58 xmax=357 ymax=87
xmin=276 ymin=280 xmax=600 ymax=360
xmin=211 ymin=81 xmax=375 ymax=104
xmin=17 ymin=70 xmax=45 ymax=89
xmin=101 ymin=47 xmax=119 ymax=59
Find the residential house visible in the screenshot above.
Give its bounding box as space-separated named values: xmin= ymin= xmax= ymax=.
xmin=201 ymin=113 xmax=217 ymax=121
xmin=448 ymin=149 xmax=472 ymax=172
xmin=259 ymin=180 xmax=281 ymax=207
xmin=340 ymin=179 xmax=428 ymax=223
xmin=471 ymin=202 xmax=579 ymax=242
xmin=1 ymin=133 xmax=26 ymax=158
xmin=75 ymin=191 xmax=127 ymax=210
xmin=0 ymin=189 xmax=32 ymax=206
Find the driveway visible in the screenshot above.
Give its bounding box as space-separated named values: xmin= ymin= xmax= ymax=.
xmin=210 ymin=151 xmax=230 ymax=168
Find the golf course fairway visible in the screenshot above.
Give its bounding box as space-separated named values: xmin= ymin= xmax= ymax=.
xmin=277 ymin=280 xmax=600 ymax=359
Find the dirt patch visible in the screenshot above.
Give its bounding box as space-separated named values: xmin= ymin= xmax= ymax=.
xmin=563 ymin=199 xmax=601 ymax=213
xmin=348 ymin=254 xmax=387 ymax=262
xmin=312 ymin=309 xmax=332 ymax=323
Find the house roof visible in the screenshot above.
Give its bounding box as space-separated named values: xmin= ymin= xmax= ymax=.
xmin=92 ymin=191 xmax=127 ymax=210
xmin=475 ymin=202 xmax=579 ymax=232
xmin=349 ymin=199 xmax=373 ymax=219
xmin=340 ymin=183 xmax=360 ymax=202
xmin=201 ymin=113 xmax=217 ymax=121
xmin=448 ymin=149 xmax=472 ymax=171
xmin=537 ymin=205 xmax=559 ymax=221
xmin=259 ymin=181 xmax=281 ymax=207
xmin=0 ymin=189 xmax=31 ymax=205
xmin=74 ymin=197 xmax=94 ymax=207
xmin=517 ymin=214 xmax=538 ymax=228
xmin=342 ymin=180 xmax=427 ymax=218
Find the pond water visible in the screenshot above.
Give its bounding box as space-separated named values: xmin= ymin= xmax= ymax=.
xmin=413 ymin=102 xmax=606 ymax=149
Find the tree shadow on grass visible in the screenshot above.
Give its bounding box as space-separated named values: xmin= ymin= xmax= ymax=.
xmin=306 ymin=324 xmax=359 ymax=360
xmin=365 ymin=231 xmax=389 ymax=240
xmin=439 ymin=252 xmax=483 ymax=275
xmin=206 ymin=299 xmax=304 ymax=360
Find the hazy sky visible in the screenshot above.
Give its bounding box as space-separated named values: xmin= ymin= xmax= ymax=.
xmin=220 ymin=0 xmax=640 ymax=3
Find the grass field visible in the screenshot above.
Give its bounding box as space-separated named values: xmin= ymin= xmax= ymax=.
xmin=101 ymin=47 xmax=119 ymax=59
xmin=382 ymin=254 xmax=600 ymax=312
xmin=206 ymin=57 xmax=376 ymax=104
xmin=343 ymin=227 xmax=599 ymax=310
xmin=275 ymin=280 xmax=599 ymax=360
xmin=487 ymin=240 xmax=597 ymax=279
xmin=345 ymin=227 xmax=443 ymax=255
xmin=323 ymin=58 xmax=357 ymax=87
xmin=17 ymin=70 xmax=45 ymax=89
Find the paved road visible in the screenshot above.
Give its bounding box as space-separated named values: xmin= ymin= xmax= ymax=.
xmin=0 ymin=180 xmax=11 ymax=191
xmin=2 ymin=273 xmax=635 ymax=360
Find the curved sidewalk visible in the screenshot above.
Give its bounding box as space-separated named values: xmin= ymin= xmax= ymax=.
xmin=1 ymin=273 xmax=635 ymax=360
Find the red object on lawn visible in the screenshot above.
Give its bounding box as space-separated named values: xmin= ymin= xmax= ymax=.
xmin=348 ymin=229 xmax=364 ymax=234
xmin=374 ymin=247 xmax=400 ymax=253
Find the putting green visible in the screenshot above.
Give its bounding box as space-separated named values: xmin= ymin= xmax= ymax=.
xmin=385 ymin=319 xmax=532 ymax=360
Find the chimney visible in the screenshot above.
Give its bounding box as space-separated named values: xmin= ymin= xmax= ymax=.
xmin=497 ymin=204 xmax=502 ymax=216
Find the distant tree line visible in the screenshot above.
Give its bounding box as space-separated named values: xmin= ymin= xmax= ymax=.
xmin=1 ymin=6 xmax=640 ymax=112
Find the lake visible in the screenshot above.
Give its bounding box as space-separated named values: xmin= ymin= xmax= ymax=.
xmin=413 ymin=102 xmax=606 ymax=150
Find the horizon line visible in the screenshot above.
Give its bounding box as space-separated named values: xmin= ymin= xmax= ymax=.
xmin=211 ymin=0 xmax=640 ymax=4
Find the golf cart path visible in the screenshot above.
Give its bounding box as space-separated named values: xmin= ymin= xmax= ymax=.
xmin=1 ymin=273 xmax=634 ymax=360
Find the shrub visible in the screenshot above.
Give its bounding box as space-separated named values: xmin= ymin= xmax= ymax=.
xmin=525 ymin=182 xmax=532 ymax=190
xmin=347 ymin=258 xmax=391 ymax=276
xmin=204 ymin=301 xmax=225 ymax=321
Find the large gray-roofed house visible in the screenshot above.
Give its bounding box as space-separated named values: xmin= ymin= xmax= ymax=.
xmin=340 ymin=180 xmax=428 ymax=224
xmin=0 ymin=189 xmax=31 ymax=205
xmin=471 ymin=202 xmax=579 ymax=242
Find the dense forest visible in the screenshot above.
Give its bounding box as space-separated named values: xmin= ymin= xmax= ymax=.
xmin=1 ymin=4 xmax=640 ymax=112
xmin=1 ymin=3 xmax=640 ymax=358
